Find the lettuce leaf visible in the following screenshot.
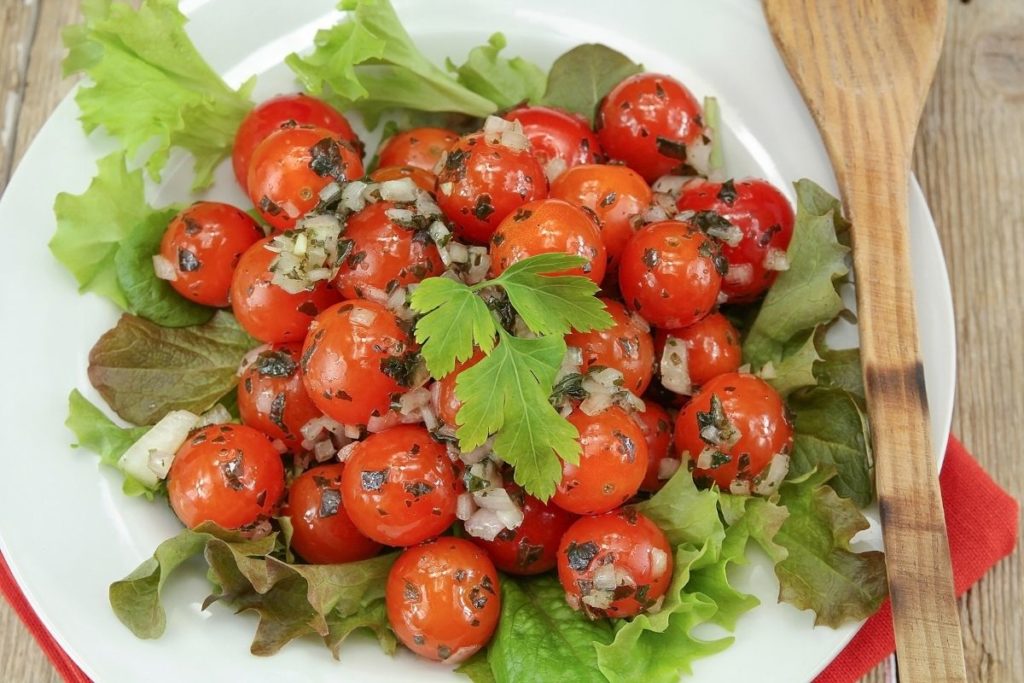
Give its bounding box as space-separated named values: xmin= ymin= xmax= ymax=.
xmin=540 ymin=44 xmax=642 ymax=124
xmin=631 ymin=466 xmax=723 ymax=548
xmin=286 ymin=0 xmax=497 ymax=128
xmin=446 ymin=33 xmax=546 ymax=110
xmin=814 ymin=339 xmax=865 ymax=400
xmin=63 ymin=0 xmax=253 ymax=189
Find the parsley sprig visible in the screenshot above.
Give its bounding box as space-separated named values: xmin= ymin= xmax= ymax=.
xmin=409 ymin=254 xmax=613 ymax=499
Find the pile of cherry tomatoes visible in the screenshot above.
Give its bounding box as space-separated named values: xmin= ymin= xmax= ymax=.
xmin=156 ymin=72 xmax=797 ymax=664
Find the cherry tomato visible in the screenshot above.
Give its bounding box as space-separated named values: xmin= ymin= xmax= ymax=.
xmin=552 ymin=406 xmax=648 ymax=515
xmin=301 ymin=301 xmax=414 ymax=426
xmin=167 ymin=424 xmax=285 ymax=530
xmin=369 ymin=165 xmax=437 ymax=192
xmin=332 ymin=201 xmax=444 ymax=300
xmin=503 ymin=105 xmax=602 ymax=172
xmin=655 ymin=312 xmax=742 ymax=389
xmin=340 ymin=425 xmax=459 ymax=546
xmin=283 ymin=464 xmax=382 ymax=564
xmin=471 ymin=481 xmax=577 ymax=575
xmin=232 ymin=94 xmax=361 ymax=190
xmin=230 ymin=238 xmax=341 ymax=344
xmin=237 ymin=343 xmax=322 ymax=451
xmin=433 ymin=349 xmax=485 ymax=427
xmin=634 ymin=400 xmax=676 ymax=492
xmin=435 ymin=132 xmax=548 ymax=244
xmin=386 ymin=537 xmax=500 ymax=663
xmin=489 ymin=198 xmax=607 ymax=285
xmin=158 ymin=201 xmax=264 ymax=308
xmin=248 ymin=126 xmax=364 ymax=231
xmin=676 ymin=178 xmax=795 ymax=302
xmin=675 ymin=372 xmax=793 ymax=491
xmin=377 ymin=127 xmax=459 ymax=172
xmin=565 ymin=298 xmax=654 ymax=394
xmin=550 ymin=164 xmax=652 ymax=272
xmin=597 ymin=73 xmax=705 ymax=183
xmin=618 ymin=220 xmax=724 ymax=329
xmin=557 ymin=509 xmax=673 ymax=619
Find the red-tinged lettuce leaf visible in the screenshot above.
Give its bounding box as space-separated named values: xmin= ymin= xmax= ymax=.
xmin=88 ymin=311 xmax=257 ymax=425
xmin=772 ymin=468 xmax=887 ymax=626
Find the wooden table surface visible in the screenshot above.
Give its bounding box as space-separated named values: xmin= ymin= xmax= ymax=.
xmin=0 ymin=0 xmax=1021 ymax=681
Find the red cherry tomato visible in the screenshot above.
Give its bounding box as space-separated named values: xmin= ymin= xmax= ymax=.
xmin=377 ymin=127 xmax=459 ymax=172
xmin=301 ymin=301 xmax=414 ymax=426
xmin=283 ymin=463 xmax=382 ymax=564
xmin=433 ymin=349 xmax=486 ymax=427
xmin=675 ymin=373 xmax=793 ymax=491
xmin=503 ymin=105 xmax=602 ymax=172
xmin=237 ymin=343 xmax=322 ymax=451
xmin=634 ymin=400 xmax=676 ymax=492
xmin=565 ymin=298 xmax=654 ymax=394
xmin=369 ymin=165 xmax=437 ymax=192
xmin=550 ymin=164 xmax=652 ymax=272
xmin=471 ymin=482 xmax=577 ymax=575
xmin=332 ymin=201 xmax=444 ymax=300
xmin=340 ymin=425 xmax=459 ymax=546
xmin=597 ymin=73 xmax=705 ymax=182
xmin=230 ymin=237 xmax=341 ymax=344
xmin=618 ymin=220 xmax=724 ymax=329
xmin=676 ymin=178 xmax=795 ymax=302
xmin=552 ymin=406 xmax=648 ymax=515
xmin=248 ymin=126 xmax=364 ymax=231
xmin=655 ymin=312 xmax=742 ymax=389
xmin=435 ymin=132 xmax=548 ymax=244
xmin=232 ymin=94 xmax=361 ymax=190
xmin=489 ymin=198 xmax=607 ymax=285
xmin=386 ymin=537 xmax=500 ymax=663
xmin=557 ymin=509 xmax=673 ymax=618
xmin=167 ymin=424 xmax=285 ymax=530
xmin=158 ymin=202 xmax=263 ymax=308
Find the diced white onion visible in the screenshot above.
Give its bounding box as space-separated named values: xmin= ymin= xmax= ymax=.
xmin=687 ymin=135 xmax=713 ymax=177
xmin=118 ymin=410 xmax=200 ymax=487
xmin=195 ymin=404 xmax=232 ymax=428
xmin=271 ymin=439 xmax=288 ymax=454
xmin=349 ymin=306 xmax=378 ymax=327
xmin=439 ymin=182 xmax=453 ymax=196
xmin=456 ymin=492 xmax=476 ymax=521
xmin=460 ymin=439 xmax=493 ymax=466
xmin=753 ymin=453 xmax=791 ymax=496
xmin=544 ymin=157 xmax=568 ymax=183
xmin=464 ymin=246 xmax=491 ymax=285
xmin=280 ymin=201 xmax=301 ymax=219
xmin=659 ymin=336 xmax=692 ymax=395
xmin=628 ymin=311 xmax=651 ymax=333
xmin=707 ymin=222 xmax=744 ymax=247
xmin=696 ymin=447 xmax=716 ymax=470
xmin=238 ymin=343 xmax=271 ymax=376
xmin=758 ymin=360 xmax=777 ymax=380
xmin=343 ymin=424 xmax=363 ymax=440
xmin=582 ymin=590 xmax=615 ymax=611
xmin=341 ymin=180 xmax=369 ymax=213
xmin=152 ymin=254 xmax=177 ymax=281
xmin=650 ymin=548 xmax=669 ymax=580
xmin=146 ymin=449 xmax=175 ymax=479
xmin=764 ymin=247 xmax=791 ymax=271
xmin=367 ymin=411 xmax=402 ymax=433
xmin=448 ymin=242 xmax=469 ymax=264
xmin=336 ymin=441 xmax=359 ymax=462
xmin=652 ymin=175 xmax=690 ymax=196
xmin=580 ymin=391 xmax=614 ymax=416
xmin=464 ymin=508 xmax=506 ymax=541
xmin=318 ymin=181 xmax=342 ymax=203
xmin=314 ymin=439 xmax=337 ymax=462
xmin=379 ymin=178 xmax=419 ymax=203
xmin=730 ymin=479 xmax=752 ymax=495
xmin=640 ymin=205 xmax=670 ymax=224
xmin=593 ymin=563 xmax=618 ymax=591
xmin=657 ymin=457 xmax=681 ymax=480
xmin=385 ymin=207 xmax=416 ymax=225
xmin=421 ymin=405 xmax=438 ymax=431
xmin=724 ymin=263 xmax=754 ymax=286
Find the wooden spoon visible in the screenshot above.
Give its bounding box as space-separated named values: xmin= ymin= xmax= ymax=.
xmin=761 ymin=1 xmax=966 ymax=680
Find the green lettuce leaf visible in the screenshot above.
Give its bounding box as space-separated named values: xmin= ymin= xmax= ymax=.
xmin=632 ymin=466 xmax=723 ymax=548
xmin=456 ymin=650 xmax=497 ymax=683
xmin=88 ymin=311 xmax=257 ymax=425
xmin=762 ymin=331 xmax=820 ymax=397
xmin=787 ymin=387 xmax=874 ymax=507
xmin=773 ymin=469 xmax=887 ymax=626
xmin=286 ymin=0 xmax=496 ymax=128
xmin=814 ymin=338 xmax=865 ymax=400
xmin=63 ymin=0 xmax=253 ymax=189
xmin=447 ymin=33 xmax=546 ymax=110
xmin=540 ymin=44 xmax=642 ymax=124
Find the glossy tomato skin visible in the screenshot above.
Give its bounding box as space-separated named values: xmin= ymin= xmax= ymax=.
xmin=503 ymin=106 xmax=602 ymax=171
xmin=471 ymin=482 xmax=578 ymax=575
xmin=565 ymin=298 xmax=654 ymax=394
xmin=159 ymin=202 xmax=264 ymax=308
xmin=635 ymin=399 xmax=676 ymax=492
xmin=489 ymin=198 xmax=607 ymax=285
xmin=675 ymin=373 xmax=793 ymax=490
xmin=618 ymin=220 xmax=724 ymax=329
xmin=435 ymin=132 xmax=548 ymax=245
xmin=433 ymin=349 xmax=486 ymax=427
xmin=237 ymin=343 xmax=322 ymax=451
xmin=232 ymin=94 xmax=361 ymax=190
xmin=655 ymin=313 xmax=742 ymax=389
xmin=676 ymin=178 xmax=795 ymax=302
xmin=168 ymin=424 xmax=285 ymax=530
xmin=248 ymin=126 xmax=364 ymax=231
xmin=230 ymin=238 xmax=341 ymax=344
xmin=557 ymin=509 xmax=673 ymax=619
xmin=301 ymin=301 xmax=413 ymax=426
xmin=550 ymin=164 xmax=652 ymax=272
xmin=369 ymin=165 xmax=437 ymax=192
xmin=386 ymin=537 xmax=500 ymax=663
xmin=332 ymin=201 xmax=444 ymax=299
xmin=552 ymin=406 xmax=648 ymax=515
xmin=340 ymin=425 xmax=460 ymax=546
xmin=597 ymin=73 xmax=705 ymax=183
xmin=283 ymin=464 xmax=382 ymax=564
xmin=377 ymin=127 xmax=459 ymax=172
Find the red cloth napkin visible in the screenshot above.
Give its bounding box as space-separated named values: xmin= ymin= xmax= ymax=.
xmin=0 ymin=437 xmax=1017 ymax=683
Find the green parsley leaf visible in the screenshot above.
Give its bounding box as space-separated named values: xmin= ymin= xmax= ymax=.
xmin=446 ymin=33 xmax=546 ymax=110
xmin=409 ymin=277 xmax=497 ymax=378
xmin=455 ymin=330 xmax=579 ymax=500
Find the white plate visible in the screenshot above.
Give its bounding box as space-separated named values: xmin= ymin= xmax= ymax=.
xmin=0 ymin=1 xmax=955 ymax=681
